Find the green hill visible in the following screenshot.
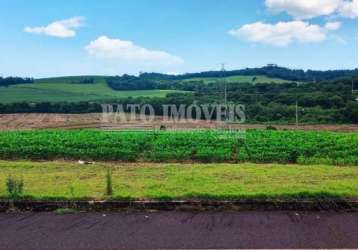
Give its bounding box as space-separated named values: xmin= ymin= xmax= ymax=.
xmin=0 ymin=76 xmax=185 ymax=104
xmin=182 ymin=75 xmax=295 ymax=84
xmin=0 ymin=74 xmax=295 ymax=104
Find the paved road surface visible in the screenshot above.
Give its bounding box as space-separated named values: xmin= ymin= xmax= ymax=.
xmin=0 ymin=211 xmax=357 ymax=249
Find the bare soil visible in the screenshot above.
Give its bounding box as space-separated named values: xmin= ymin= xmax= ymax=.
xmin=1 ymin=113 xmax=358 ymax=132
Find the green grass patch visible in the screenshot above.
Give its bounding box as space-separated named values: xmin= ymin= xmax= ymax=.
xmin=0 ymin=161 xmax=356 ymax=201
xmin=0 ymin=76 xmax=185 ymax=103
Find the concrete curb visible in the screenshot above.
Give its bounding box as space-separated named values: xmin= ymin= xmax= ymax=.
xmin=1 ymin=199 xmax=357 ymax=212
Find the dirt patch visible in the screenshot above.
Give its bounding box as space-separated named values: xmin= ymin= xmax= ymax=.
xmin=1 ymin=113 xmax=358 ymax=132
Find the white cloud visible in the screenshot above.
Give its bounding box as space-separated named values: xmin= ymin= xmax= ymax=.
xmin=339 ymin=0 xmax=358 ymax=18
xmin=24 ymin=17 xmax=85 ymax=38
xmin=265 ymin=0 xmax=358 ymax=19
xmin=265 ymin=0 xmax=342 ymax=19
xmin=325 ymin=21 xmax=342 ymax=30
xmin=229 ymin=21 xmax=327 ymax=46
xmin=85 ymin=36 xmax=183 ymax=65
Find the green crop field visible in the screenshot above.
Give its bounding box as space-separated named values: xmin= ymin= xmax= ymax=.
xmin=0 ymin=130 xmax=357 ymax=165
xmin=182 ymin=75 xmax=294 ymax=84
xmin=0 ymin=76 xmax=186 ymax=103
xmin=0 ymin=161 xmax=357 ymax=200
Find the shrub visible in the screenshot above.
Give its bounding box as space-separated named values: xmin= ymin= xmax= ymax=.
xmin=266 ymin=125 xmax=277 ymax=130
xmin=54 ymin=208 xmax=79 ymax=214
xmin=68 ymin=185 xmax=75 ymax=197
xmin=6 ymin=176 xmax=24 ymax=199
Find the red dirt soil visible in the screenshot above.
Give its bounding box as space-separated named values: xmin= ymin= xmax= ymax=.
xmin=1 ymin=113 xmax=358 ymax=132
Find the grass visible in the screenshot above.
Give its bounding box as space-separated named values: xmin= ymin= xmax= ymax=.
xmin=182 ymin=75 xmax=294 ymax=84
xmin=54 ymin=208 xmax=80 ymax=214
xmin=0 ymin=161 xmax=356 ymax=201
xmin=0 ymin=76 xmax=186 ymax=103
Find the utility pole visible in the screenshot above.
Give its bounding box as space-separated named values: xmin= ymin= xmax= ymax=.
xmin=221 ymin=63 xmax=228 ymax=122
xmin=295 ymin=82 xmax=299 ymax=127
xmin=352 ymin=78 xmax=355 ymax=95
xmin=295 ymin=100 xmax=299 ymax=127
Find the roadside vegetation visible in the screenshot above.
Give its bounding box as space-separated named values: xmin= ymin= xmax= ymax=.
xmin=0 ymin=130 xmax=357 ymax=165
xmin=0 ymin=161 xmax=356 ymax=201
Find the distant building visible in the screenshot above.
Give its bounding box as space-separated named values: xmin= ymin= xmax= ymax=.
xmin=266 ymin=64 xmax=278 ymax=67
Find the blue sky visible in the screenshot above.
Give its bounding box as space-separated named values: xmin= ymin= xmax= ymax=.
xmin=1 ymin=0 xmax=358 ymax=77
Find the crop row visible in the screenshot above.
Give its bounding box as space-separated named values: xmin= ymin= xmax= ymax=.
xmin=0 ymin=130 xmax=357 ymax=165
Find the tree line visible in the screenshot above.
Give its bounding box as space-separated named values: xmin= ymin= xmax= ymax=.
xmin=0 ymin=77 xmax=33 ymax=87
xmin=137 ymin=65 xmax=358 ymax=82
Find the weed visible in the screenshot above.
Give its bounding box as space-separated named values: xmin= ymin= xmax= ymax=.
xmin=54 ymin=208 xmax=79 ymax=214
xmin=106 ymin=168 xmax=113 ymax=196
xmin=6 ymin=176 xmax=24 ymax=199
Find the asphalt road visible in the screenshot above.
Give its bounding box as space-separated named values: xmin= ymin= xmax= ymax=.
xmin=0 ymin=211 xmax=357 ymax=249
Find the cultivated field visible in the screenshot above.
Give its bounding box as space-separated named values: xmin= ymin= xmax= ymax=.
xmin=0 ymin=114 xmax=357 ymax=203
xmin=0 ymin=76 xmax=185 ymax=103
xmin=0 ymin=130 xmax=357 ymax=165
xmin=0 ymin=161 xmax=357 ymax=200
xmin=1 ymin=113 xmax=358 ymax=132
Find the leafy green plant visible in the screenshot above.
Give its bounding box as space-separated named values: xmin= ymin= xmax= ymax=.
xmin=266 ymin=125 xmax=277 ymax=130
xmin=6 ymin=176 xmax=24 ymax=199
xmin=0 ymin=130 xmax=357 ymax=165
xmin=106 ymin=169 xmax=113 ymax=196
xmin=68 ymin=185 xmax=75 ymax=197
xmin=54 ymin=208 xmax=79 ymax=214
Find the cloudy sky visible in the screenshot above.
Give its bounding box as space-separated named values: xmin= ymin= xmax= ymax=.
xmin=1 ymin=0 xmax=358 ymax=77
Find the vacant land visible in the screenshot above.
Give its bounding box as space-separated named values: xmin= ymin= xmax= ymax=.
xmin=0 ymin=161 xmax=357 ymax=200
xmin=0 ymin=130 xmax=357 ymax=165
xmin=2 ymin=113 xmax=358 ymax=132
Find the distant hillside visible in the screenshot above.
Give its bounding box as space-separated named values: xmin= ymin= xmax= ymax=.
xmin=34 ymin=75 xmax=108 ymax=84
xmin=181 ymin=75 xmax=293 ymax=84
xmin=0 ymin=76 xmax=185 ymax=104
xmin=141 ymin=65 xmax=358 ymax=82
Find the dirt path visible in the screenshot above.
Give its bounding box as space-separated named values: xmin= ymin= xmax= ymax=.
xmin=0 ymin=211 xmax=356 ymax=249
